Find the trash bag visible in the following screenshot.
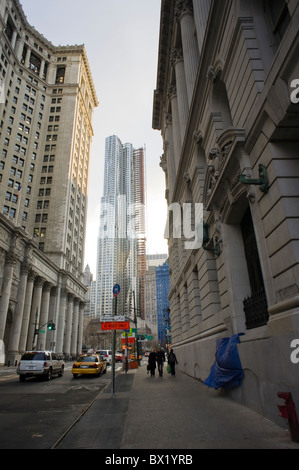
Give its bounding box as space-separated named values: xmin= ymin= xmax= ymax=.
xmin=204 ymin=333 xmax=244 ymax=390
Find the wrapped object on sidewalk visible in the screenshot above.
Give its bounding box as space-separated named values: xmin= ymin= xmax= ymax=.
xmin=204 ymin=334 xmax=244 ymax=390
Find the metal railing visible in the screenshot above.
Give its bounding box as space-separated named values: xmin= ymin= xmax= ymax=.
xmin=243 ymin=288 xmax=269 ymax=330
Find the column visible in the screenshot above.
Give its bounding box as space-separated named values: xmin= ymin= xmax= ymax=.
xmin=77 ymin=302 xmax=84 ymax=355
xmin=167 ymin=85 xmax=182 ymax=168
xmin=70 ymin=299 xmax=79 ymax=357
xmin=11 ymin=30 xmax=18 ymax=50
xmin=18 ymin=271 xmax=35 ymax=353
xmin=39 ymin=59 xmax=45 ymax=79
xmin=0 ymin=253 xmax=16 ymax=341
xmin=176 ymin=0 xmax=200 ymax=105
xmin=165 ymin=114 xmax=178 ymax=199
xmin=24 ymin=46 xmax=31 ymax=68
xmin=37 ymin=283 xmax=51 ymax=350
xmin=8 ymin=262 xmax=30 ymax=358
xmin=56 ymin=288 xmax=67 ymax=356
xmin=26 ymin=277 xmax=44 ymax=350
xmin=64 ymin=294 xmax=74 ymax=358
xmin=171 ymin=48 xmax=189 ymax=143
xmin=46 ymin=287 xmax=59 ymax=351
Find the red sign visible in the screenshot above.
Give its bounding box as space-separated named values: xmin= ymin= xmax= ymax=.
xmin=121 ymin=337 xmax=135 ymax=344
xmin=101 ymin=321 xmax=130 ymax=331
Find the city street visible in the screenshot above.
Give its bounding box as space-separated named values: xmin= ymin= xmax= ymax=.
xmin=0 ymin=363 xmax=119 ymax=449
xmin=1 ymin=359 xmax=298 ymax=452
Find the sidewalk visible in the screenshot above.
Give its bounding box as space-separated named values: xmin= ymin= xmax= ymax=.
xmin=55 ymin=361 xmax=299 ymax=450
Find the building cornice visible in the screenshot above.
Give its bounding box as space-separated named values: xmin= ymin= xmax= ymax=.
xmin=152 ymin=0 xmax=175 ymax=130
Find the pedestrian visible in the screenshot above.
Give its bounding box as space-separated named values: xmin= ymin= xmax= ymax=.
xmin=148 ymin=349 xmax=157 ymax=377
xmin=156 ymin=347 xmax=165 ymax=377
xmin=168 ymin=348 xmax=178 ymax=376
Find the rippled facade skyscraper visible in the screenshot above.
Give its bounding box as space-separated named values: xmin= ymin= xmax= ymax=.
xmin=96 ymin=135 xmax=146 ymax=320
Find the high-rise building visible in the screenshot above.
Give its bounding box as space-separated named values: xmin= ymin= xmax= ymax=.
xmin=0 ymin=0 xmax=98 ymax=364
xmin=155 ymin=262 xmax=170 ymax=347
xmin=96 ymin=135 xmax=146 ymax=320
xmin=144 ymin=253 xmax=168 ymax=341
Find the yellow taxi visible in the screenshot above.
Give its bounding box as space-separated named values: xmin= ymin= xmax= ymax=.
xmin=72 ymin=354 xmax=107 ymax=378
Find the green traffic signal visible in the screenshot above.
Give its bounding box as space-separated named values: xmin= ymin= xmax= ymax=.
xmin=47 ymin=322 xmax=56 ymax=331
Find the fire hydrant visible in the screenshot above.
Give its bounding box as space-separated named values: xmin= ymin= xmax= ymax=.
xmin=277 ymin=392 xmax=299 ymax=442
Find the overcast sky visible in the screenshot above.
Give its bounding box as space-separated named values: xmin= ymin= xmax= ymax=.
xmin=21 ymin=0 xmax=168 ymax=275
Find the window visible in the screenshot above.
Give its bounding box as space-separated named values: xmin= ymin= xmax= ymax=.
xmin=29 ymin=52 xmax=41 ymax=74
xmin=265 ymin=0 xmax=291 ymax=43
xmin=55 ymin=67 xmax=65 ymax=84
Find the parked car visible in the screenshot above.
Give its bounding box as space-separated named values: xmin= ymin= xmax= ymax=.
xmin=72 ymin=354 xmax=107 ymax=378
xmin=17 ymin=351 xmax=65 ymax=382
xmin=96 ymin=349 xmax=112 ymax=365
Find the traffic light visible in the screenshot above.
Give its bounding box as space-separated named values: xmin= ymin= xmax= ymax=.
xmin=47 ymin=321 xmax=56 ymax=331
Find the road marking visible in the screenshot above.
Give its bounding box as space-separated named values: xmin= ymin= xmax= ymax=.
xmin=0 ymin=375 xmax=18 ymax=381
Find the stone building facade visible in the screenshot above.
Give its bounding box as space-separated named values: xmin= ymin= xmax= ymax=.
xmin=0 ymin=0 xmax=98 ymax=363
xmin=153 ymin=0 xmax=299 ymax=424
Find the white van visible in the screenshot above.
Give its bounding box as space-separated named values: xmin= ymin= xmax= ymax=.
xmin=96 ymin=349 xmax=112 ymax=365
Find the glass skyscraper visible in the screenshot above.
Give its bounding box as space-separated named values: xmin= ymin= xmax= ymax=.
xmin=96 ymin=135 xmax=146 ymax=320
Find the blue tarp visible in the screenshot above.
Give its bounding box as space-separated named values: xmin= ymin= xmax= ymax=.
xmin=204 ymin=334 xmax=244 ymax=390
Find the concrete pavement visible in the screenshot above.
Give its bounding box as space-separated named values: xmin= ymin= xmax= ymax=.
xmin=55 ymin=360 xmax=299 ymax=450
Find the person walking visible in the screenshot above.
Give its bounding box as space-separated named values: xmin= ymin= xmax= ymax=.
xmin=148 ymin=349 xmax=157 ymax=377
xmin=168 ymin=348 xmax=178 ymax=376
xmin=156 ymin=347 xmax=165 ymax=377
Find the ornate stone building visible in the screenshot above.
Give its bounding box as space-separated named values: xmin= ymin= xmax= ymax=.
xmin=0 ymin=0 xmax=98 ymax=363
xmin=153 ymin=0 xmax=299 ymax=424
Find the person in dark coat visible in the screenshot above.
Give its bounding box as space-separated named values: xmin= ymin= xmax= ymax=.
xmin=148 ymin=349 xmax=157 ymax=377
xmin=168 ymin=348 xmax=178 ymax=376
xmin=156 ymin=347 xmax=165 ymax=377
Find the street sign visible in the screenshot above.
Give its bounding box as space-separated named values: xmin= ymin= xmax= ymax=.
xmin=113 ymin=284 xmax=120 ymax=297
xmin=100 ymin=315 xmax=125 ymax=322
xmin=101 ymin=321 xmax=130 ymax=331
xmin=121 ymin=337 xmax=135 ymax=344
